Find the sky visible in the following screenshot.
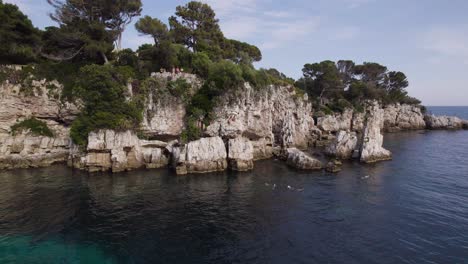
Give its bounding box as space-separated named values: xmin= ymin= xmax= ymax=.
xmin=4 ymin=0 xmax=468 ymax=106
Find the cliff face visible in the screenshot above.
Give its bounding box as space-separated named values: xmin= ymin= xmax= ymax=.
xmin=383 ymin=104 xmax=426 ymax=132
xmin=317 ymin=104 xmax=426 ymax=134
xmin=0 ymin=70 xmax=466 ymax=173
xmin=206 ymin=83 xmax=314 ymax=152
xmin=69 ymin=130 xmax=172 ymax=172
xmin=0 ymin=72 xmax=78 ymax=169
xmin=140 ymin=73 xmax=202 ymax=140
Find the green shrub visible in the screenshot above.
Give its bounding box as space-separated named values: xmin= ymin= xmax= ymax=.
xmin=70 ymin=64 xmax=142 ymax=146
xmin=167 ymin=78 xmax=191 ymax=101
xmin=180 ymin=117 xmax=202 ymax=143
xmin=206 ymin=60 xmax=244 ymax=95
xmin=191 ymin=52 xmax=211 ymax=78
xmin=11 ymin=117 xmax=54 ymax=137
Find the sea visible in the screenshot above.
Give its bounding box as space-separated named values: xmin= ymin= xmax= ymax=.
xmin=0 ymin=106 xmax=467 ymax=264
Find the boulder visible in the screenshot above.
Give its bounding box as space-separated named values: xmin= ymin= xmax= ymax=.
xmin=228 ymin=137 xmax=254 ymax=171
xmin=325 ymin=131 xmax=358 ymax=160
xmin=175 ymin=137 xmax=228 ymax=175
xmin=286 ymin=148 xmax=323 ymax=170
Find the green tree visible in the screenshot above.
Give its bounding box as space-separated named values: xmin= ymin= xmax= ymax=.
xmin=0 ymin=1 xmax=41 ymax=64
xmin=45 ymin=0 xmax=142 ymax=64
xmin=223 ymin=39 xmax=262 ymax=63
xmin=302 ymin=60 xmax=344 ymax=102
xmin=169 ymin=1 xmax=224 ymax=56
xmin=135 ymin=16 xmax=169 ymax=45
xmin=353 ymin=62 xmax=387 ymax=88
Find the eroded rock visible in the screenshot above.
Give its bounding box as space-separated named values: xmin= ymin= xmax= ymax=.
xmin=175 ymin=137 xmax=228 ymax=175
xmin=424 ymin=115 xmax=465 ymax=130
xmin=286 ymin=148 xmax=323 ymax=170
xmin=325 ymin=131 xmax=358 ymax=160
xmin=228 ymin=137 xmax=254 ymax=171
xmin=360 ymin=102 xmax=392 ymax=163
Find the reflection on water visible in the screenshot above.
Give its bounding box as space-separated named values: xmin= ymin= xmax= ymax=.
xmin=0 ymin=130 xmax=467 ymax=263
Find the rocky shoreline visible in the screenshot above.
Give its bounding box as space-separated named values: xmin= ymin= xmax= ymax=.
xmin=1 ymin=73 xmax=466 ymax=173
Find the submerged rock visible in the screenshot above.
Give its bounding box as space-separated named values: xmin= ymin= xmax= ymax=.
xmin=228 ymin=137 xmax=254 ymax=171
xmin=175 ymin=137 xmax=228 ymax=175
xmin=286 ymin=148 xmax=323 ymax=170
xmin=326 ymin=159 xmax=342 ymax=173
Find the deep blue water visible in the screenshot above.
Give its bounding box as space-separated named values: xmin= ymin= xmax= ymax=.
xmin=428 ymin=106 xmax=468 ymax=119
xmin=1 ymin=110 xmax=468 ymax=264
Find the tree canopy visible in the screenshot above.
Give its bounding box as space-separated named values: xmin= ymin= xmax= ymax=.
xmin=135 ymin=16 xmax=169 ymax=45
xmin=0 ymin=1 xmax=41 ymax=64
xmin=45 ymin=0 xmax=142 ymax=63
xmin=297 ymin=60 xmax=419 ymax=109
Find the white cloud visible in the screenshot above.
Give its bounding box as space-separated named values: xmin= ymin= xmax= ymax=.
xmin=423 ymin=26 xmax=468 ymax=64
xmin=200 ymin=0 xmax=320 ymax=50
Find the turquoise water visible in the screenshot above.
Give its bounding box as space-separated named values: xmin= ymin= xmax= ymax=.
xmin=0 ymin=236 xmax=115 ymax=263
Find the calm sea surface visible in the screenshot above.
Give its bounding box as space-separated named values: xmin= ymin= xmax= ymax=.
xmin=1 ymin=107 xmax=468 ymax=264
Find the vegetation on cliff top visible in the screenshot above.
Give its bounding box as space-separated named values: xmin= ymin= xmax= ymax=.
xmin=0 ymin=0 xmax=422 ymax=144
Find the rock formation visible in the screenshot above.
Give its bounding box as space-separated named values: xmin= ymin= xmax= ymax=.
xmin=140 ymin=73 xmax=202 ymax=140
xmin=175 ymin=137 xmax=228 ymax=175
xmin=0 ymin=133 xmax=70 ymax=169
xmin=227 ymin=137 xmax=254 ymax=171
xmin=317 ymin=109 xmax=354 ymax=133
xmin=0 ymin=67 xmax=465 ymax=173
xmin=286 ymin=148 xmax=323 ymax=170
xmin=383 ymin=104 xmax=426 ymax=132
xmin=0 ymin=69 xmax=78 ymax=169
xmin=205 ymin=83 xmax=314 ymax=150
xmin=424 ymin=115 xmax=465 ymax=130
xmin=325 ymin=131 xmax=358 ymax=159
xmin=69 ymin=130 xmax=170 ymax=172
xmin=360 ymin=102 xmax=392 ymax=163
